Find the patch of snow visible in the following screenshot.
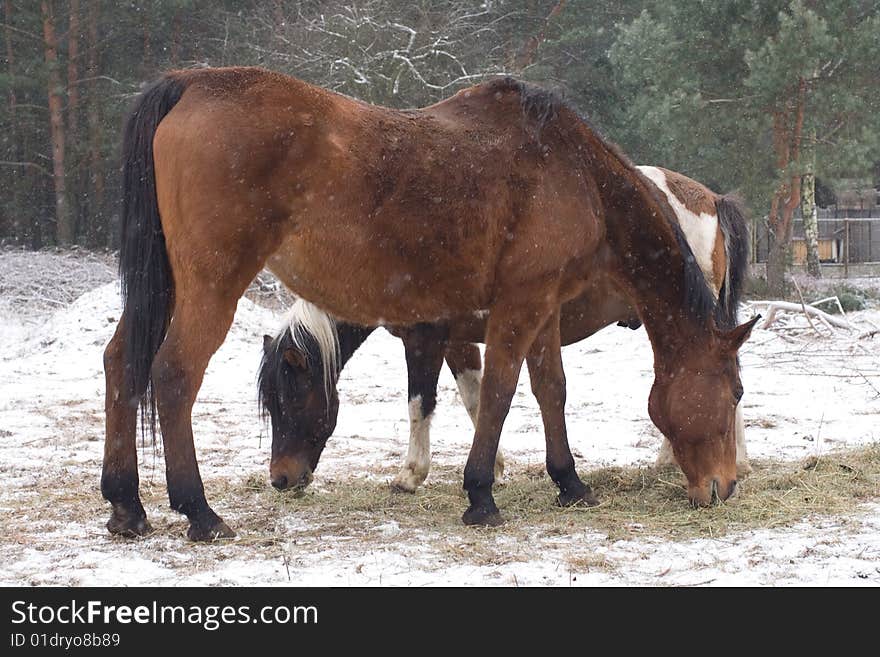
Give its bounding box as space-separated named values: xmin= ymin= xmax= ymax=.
xmin=1 ymin=260 xmax=879 ymax=586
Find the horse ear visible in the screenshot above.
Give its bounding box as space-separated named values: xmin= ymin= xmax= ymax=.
xmin=721 ymin=314 xmax=761 ymax=353
xmin=262 ymin=334 xmax=274 ymax=354
xmin=282 ymin=347 xmax=309 ymax=371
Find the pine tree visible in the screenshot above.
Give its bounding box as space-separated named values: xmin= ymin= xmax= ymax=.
xmin=610 ymin=0 xmax=880 ymax=295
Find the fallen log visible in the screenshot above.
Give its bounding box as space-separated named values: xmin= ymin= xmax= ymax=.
xmin=747 ymin=300 xmax=854 ymax=331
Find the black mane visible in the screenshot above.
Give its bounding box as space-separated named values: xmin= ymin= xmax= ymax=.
xmin=715 ymin=195 xmax=751 ymax=330
xmin=257 ymin=322 xmax=375 ymax=420
xmin=485 ymin=76 xmax=563 ymax=136
xmin=669 ymin=222 xmax=718 ymax=326
xmin=489 ymin=75 xmax=719 ymax=328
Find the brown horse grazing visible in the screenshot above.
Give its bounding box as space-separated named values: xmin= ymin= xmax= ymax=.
xmin=259 ymin=166 xmax=752 ymax=494
xmin=104 ymin=66 xmax=756 ymax=541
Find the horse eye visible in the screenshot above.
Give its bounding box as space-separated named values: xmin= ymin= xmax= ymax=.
xmin=733 ymin=384 xmax=744 ymax=402
xmin=284 ymin=368 xmax=310 ymax=390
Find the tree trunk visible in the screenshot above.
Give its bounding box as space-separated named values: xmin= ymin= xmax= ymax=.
xmin=67 ymin=0 xmax=81 ymax=241
xmin=801 ymin=177 xmax=821 ymax=277
xmin=142 ymin=12 xmax=152 ymax=77
xmin=766 ymin=222 xmax=792 ymax=297
xmin=85 ymin=0 xmax=105 ymax=247
xmin=3 ymin=0 xmax=22 ymax=242
xmin=765 ymin=78 xmax=807 ymax=296
xmin=801 ymin=129 xmax=820 ymax=277
xmin=170 ymin=9 xmax=182 ymax=65
xmin=512 ymin=0 xmax=567 ymax=71
xmin=42 ymin=0 xmax=72 ymax=245
xmin=273 ymin=0 xmax=286 ymax=27
xmin=67 ymin=0 xmax=80 ymax=136
xmin=26 ymin=131 xmax=46 ymax=249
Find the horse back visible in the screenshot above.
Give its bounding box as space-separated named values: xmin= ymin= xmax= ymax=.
xmin=153 ymin=67 xmax=602 ymax=325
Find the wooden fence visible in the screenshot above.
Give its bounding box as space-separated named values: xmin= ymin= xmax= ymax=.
xmin=753 ymin=216 xmax=880 ymax=269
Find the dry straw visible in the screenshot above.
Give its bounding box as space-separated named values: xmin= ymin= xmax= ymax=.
xmin=224 ymin=443 xmax=880 ymax=543
xmin=5 ymin=445 xmax=876 ymax=558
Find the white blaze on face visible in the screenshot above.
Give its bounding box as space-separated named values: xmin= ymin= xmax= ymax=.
xmin=636 ymin=165 xmax=719 ymax=295
xmin=391 ymin=396 xmax=433 ymax=493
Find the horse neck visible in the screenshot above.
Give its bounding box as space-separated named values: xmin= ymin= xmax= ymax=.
xmin=573 ymin=121 xmax=714 ymax=356
xmin=336 ymin=323 xmax=376 ymax=369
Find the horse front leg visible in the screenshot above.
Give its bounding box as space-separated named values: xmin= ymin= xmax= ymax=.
xmin=526 ymin=309 xmax=598 ymax=508
xmin=444 ymin=342 xmax=505 ymax=480
xmin=391 ymin=324 xmax=448 ymax=493
xmin=655 ymin=438 xmax=677 ymax=468
xmin=462 ymin=304 xmax=549 ymax=526
xmin=734 ymin=404 xmax=750 ymax=476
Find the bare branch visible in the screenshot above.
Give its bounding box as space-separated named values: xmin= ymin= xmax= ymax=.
xmin=0 ymin=21 xmax=41 ymax=41
xmin=0 ymin=160 xmax=52 ymax=176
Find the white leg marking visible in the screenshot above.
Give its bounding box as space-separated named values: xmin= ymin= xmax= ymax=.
xmin=655 ymin=437 xmax=677 ymax=468
xmin=454 ymin=367 xmax=505 ymax=480
xmin=735 ymin=404 xmax=751 ymax=476
xmin=455 ymin=368 xmax=481 ymax=425
xmin=391 ymin=396 xmax=432 ymax=493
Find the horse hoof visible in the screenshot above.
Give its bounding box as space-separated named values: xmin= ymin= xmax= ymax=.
xmin=390 ymin=480 xmax=417 ymax=494
xmin=390 ymin=470 xmax=424 ymax=493
xmin=737 ymin=461 xmax=752 ymax=478
xmin=557 ymin=484 xmax=600 ymax=508
xmin=462 ymin=505 xmax=504 ymax=527
xmin=107 ymin=511 xmax=153 ymax=538
xmin=187 ymin=518 xmax=236 ymax=542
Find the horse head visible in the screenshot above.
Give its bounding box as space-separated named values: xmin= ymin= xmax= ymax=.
xmin=647 ymin=315 xmax=759 ymax=506
xmin=258 ymin=301 xmax=341 ymax=492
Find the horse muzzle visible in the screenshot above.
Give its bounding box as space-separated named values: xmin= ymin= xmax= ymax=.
xmin=688 ymin=477 xmax=737 ymax=507
xmin=270 ymin=457 xmax=314 ymax=493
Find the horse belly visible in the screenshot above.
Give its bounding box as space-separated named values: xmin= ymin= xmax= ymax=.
xmin=266 ymin=217 xmax=494 ymax=326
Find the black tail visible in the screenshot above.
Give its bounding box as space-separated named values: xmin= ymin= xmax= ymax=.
xmin=714 ymin=194 xmax=750 ymax=330
xmin=119 ymin=75 xmax=188 ymax=438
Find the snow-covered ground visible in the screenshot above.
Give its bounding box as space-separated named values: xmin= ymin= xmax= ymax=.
xmin=1 ymin=268 xmax=879 ymax=586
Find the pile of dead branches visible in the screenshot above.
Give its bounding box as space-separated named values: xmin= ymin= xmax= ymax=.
xmin=244 ymin=270 xmax=296 ymax=311
xmin=747 ymin=281 xmax=878 ymax=341
xmin=0 ymin=248 xmax=117 ymax=320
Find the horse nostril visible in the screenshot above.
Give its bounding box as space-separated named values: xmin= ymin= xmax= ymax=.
xmin=710 ymin=479 xmax=720 ymax=504
xmin=728 ymin=479 xmax=738 ymax=498
xmin=271 ymin=475 xmax=288 ymax=490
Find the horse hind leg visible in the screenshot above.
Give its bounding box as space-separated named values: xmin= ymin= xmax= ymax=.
xmin=151 ymin=285 xmax=245 ymax=541
xmin=391 ymin=324 xmax=447 ymax=493
xmin=102 ymin=314 xmax=151 ymax=537
xmin=444 ymin=342 xmax=505 ymax=480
